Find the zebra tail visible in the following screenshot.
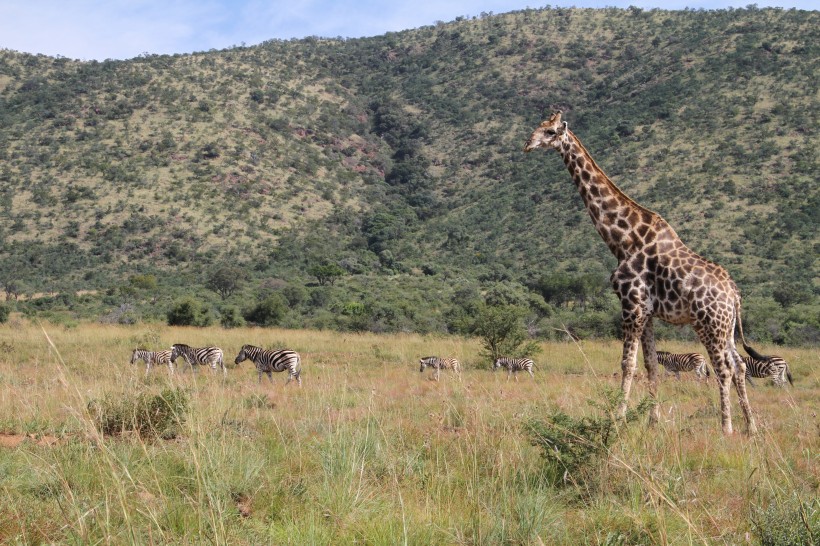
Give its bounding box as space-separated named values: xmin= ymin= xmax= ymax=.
xmin=786 ymin=368 xmax=793 ymax=386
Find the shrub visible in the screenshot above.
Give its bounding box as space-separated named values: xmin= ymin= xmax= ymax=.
xmin=87 ymin=387 xmax=189 ymax=439
xmin=167 ymin=298 xmax=212 ymax=327
xmin=524 ymin=388 xmax=652 ymax=487
xmin=220 ymin=306 xmax=246 ymax=328
xmin=0 ymin=304 xmax=9 ymax=324
xmin=751 ymin=495 xmax=819 ymax=546
xmin=245 ymin=293 xmax=288 ymax=326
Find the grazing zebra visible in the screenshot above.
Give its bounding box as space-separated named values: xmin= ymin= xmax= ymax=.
xmin=169 ymin=344 xmax=225 ymax=375
xmin=419 ymin=356 xmax=461 ymax=381
xmin=130 ymin=348 xmax=174 ymax=374
xmin=742 ymin=344 xmax=793 ymax=387
xmin=492 ymin=357 xmax=535 ymax=379
xmin=656 ymin=351 xmax=710 ymax=380
xmin=234 ymin=344 xmax=302 ymax=385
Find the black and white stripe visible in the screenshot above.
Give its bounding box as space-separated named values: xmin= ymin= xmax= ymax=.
xmin=234 ymin=344 xmax=302 ymax=385
xmin=742 ymin=344 xmax=792 ymax=387
xmin=170 ymin=344 xmax=225 ymax=374
xmin=657 ymin=351 xmax=710 ymax=380
xmin=492 ymin=357 xmax=535 ymax=379
xmin=130 ymin=348 xmax=174 ymax=374
xmin=419 ymin=356 xmax=460 ymax=381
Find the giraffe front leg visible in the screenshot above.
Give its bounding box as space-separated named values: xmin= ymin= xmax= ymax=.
xmin=641 ymin=320 xmax=660 ymax=426
xmin=728 ymin=349 xmax=757 ymax=435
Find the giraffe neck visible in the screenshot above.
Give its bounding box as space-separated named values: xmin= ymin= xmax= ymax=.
xmin=559 ymin=131 xmax=658 ymax=261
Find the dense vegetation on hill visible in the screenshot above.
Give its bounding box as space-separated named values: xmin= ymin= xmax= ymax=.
xmin=0 ymin=6 xmax=817 ymax=344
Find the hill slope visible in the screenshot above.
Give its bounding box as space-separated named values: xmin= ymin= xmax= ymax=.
xmin=0 ymin=6 xmax=817 ymax=342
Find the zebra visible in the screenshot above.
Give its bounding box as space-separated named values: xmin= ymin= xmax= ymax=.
xmin=741 ymin=344 xmax=793 ymax=387
xmin=419 ymin=356 xmax=460 ymax=381
xmin=234 ymin=344 xmax=302 ymax=385
xmin=656 ymin=351 xmax=710 ymax=380
xmin=169 ymin=344 xmax=225 ymax=375
xmin=130 ymin=348 xmax=174 ymax=375
xmin=492 ymin=357 xmax=535 ymax=379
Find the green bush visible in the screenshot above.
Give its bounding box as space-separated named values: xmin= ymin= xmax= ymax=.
xmin=524 ymin=388 xmax=652 ymax=487
xmin=245 ymin=293 xmax=288 ymax=326
xmin=0 ymin=304 xmax=9 ymax=324
xmin=219 ymin=306 xmax=246 ymax=328
xmin=167 ymin=298 xmax=212 ymax=327
xmin=87 ymin=387 xmax=189 ymax=439
xmin=751 ymin=495 xmax=819 ymax=546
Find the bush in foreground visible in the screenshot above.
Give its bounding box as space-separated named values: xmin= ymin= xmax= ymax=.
xmin=87 ymin=387 xmax=189 ymax=439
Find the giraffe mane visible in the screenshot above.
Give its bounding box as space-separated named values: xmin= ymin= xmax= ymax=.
xmin=566 ymin=128 xmax=656 ymax=218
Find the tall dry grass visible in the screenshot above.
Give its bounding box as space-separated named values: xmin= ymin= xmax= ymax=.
xmin=0 ymin=320 xmax=816 ymax=544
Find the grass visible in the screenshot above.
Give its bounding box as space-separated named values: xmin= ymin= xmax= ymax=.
xmin=0 ymin=320 xmax=817 ymax=544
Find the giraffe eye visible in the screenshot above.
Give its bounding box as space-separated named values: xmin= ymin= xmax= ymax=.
xmin=545 ymin=129 xmax=556 ymax=135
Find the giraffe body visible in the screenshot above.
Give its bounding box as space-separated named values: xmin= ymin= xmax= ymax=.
xmin=525 ymin=111 xmax=757 ymax=435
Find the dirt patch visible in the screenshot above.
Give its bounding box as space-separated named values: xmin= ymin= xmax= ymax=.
xmin=0 ymin=433 xmax=61 ymax=448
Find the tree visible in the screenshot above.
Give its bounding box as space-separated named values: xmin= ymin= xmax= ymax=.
xmin=206 ymin=266 xmax=248 ymax=300
xmin=308 ymin=263 xmax=345 ymax=286
xmin=472 ymin=304 xmax=541 ymax=363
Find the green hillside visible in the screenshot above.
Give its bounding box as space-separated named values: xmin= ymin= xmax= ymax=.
xmin=0 ymin=6 xmax=817 ymax=343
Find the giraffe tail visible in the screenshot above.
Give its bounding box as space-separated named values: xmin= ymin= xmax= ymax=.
xmin=742 ymin=343 xmax=771 ymax=361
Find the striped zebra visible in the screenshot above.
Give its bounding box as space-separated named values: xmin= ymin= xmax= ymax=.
xmin=742 ymin=344 xmax=793 ymax=387
xmin=419 ymin=356 xmax=461 ymax=381
xmin=656 ymin=351 xmax=710 ymax=380
xmin=234 ymin=344 xmax=302 ymax=385
xmin=130 ymin=348 xmax=174 ymax=374
xmin=492 ymin=357 xmax=535 ymax=379
xmin=170 ymin=344 xmax=225 ymax=375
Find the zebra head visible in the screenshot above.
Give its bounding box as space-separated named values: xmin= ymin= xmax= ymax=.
xmin=492 ymin=358 xmax=502 ymax=371
xmin=419 ymin=357 xmax=436 ymax=372
xmin=235 ymin=345 xmax=251 ymax=366
xmin=169 ymin=344 xmax=187 ymax=363
xmin=130 ymin=349 xmax=141 ymax=365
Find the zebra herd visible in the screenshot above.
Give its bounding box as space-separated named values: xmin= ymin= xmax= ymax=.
xmin=132 ymin=344 xmax=792 ymax=388
xmin=130 ymin=344 xmax=301 ymax=385
xmin=658 ymin=346 xmax=793 ymax=387
xmin=419 ymin=348 xmax=793 ymax=387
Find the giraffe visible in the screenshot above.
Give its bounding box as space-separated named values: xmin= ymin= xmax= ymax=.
xmin=524 ymin=111 xmax=757 ymax=435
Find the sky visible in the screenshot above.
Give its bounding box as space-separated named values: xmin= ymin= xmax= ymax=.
xmin=0 ymin=0 xmax=816 ymax=61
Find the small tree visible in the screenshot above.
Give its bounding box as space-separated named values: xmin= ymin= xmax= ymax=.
xmin=0 ymin=304 xmax=9 ymax=324
xmin=206 ymin=266 xmax=248 ymax=300
xmin=308 ymin=263 xmax=345 ymax=286
xmin=473 ymin=304 xmax=541 ymax=363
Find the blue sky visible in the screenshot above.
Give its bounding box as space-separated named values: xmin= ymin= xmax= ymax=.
xmin=0 ymin=0 xmax=816 ymax=61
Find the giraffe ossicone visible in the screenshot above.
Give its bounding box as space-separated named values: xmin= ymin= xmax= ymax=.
xmin=525 ymin=111 xmax=758 ymax=435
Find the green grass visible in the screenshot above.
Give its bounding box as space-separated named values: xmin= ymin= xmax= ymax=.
xmin=0 ymin=321 xmax=816 ymax=543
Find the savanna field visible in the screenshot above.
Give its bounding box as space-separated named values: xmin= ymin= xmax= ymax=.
xmin=0 ymin=319 xmax=816 ymax=544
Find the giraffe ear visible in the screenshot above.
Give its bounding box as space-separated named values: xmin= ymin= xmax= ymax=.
xmin=557 ymin=121 xmax=568 ymax=134
xmin=546 ymin=111 xmax=562 ymax=125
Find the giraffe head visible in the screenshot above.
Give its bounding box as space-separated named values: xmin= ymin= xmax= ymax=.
xmin=524 ymin=111 xmax=569 ymax=153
